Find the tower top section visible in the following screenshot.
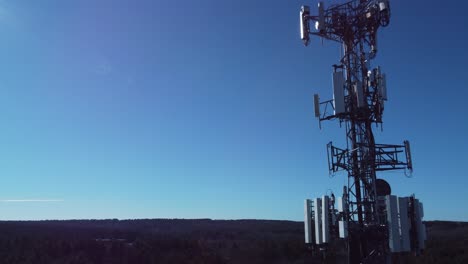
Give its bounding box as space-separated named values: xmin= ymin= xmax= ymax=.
xmin=300 ymin=0 xmax=390 ymax=58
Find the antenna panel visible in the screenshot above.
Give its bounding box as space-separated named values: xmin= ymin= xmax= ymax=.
xmin=313 ymin=94 xmax=320 ymax=117
xmin=419 ymin=201 xmax=424 ymax=218
xmin=322 ymin=195 xmax=330 ymax=243
xmin=386 ymin=195 xmax=401 ymax=252
xmin=332 ymin=72 xmax=345 ymax=114
xmin=316 ymin=2 xmax=325 ymax=33
xmin=380 ymin=73 xmax=388 ymax=100
xmin=354 ymin=81 xmax=365 ymax=108
xmin=398 ymin=197 xmax=411 ymax=252
xmin=300 ymin=6 xmax=310 ymax=45
xmin=314 ymin=198 xmax=323 ymax=244
xmin=337 ymin=196 xmax=347 ymax=212
xmin=414 ymin=200 xmax=426 ymax=250
xmin=304 ymin=199 xmax=313 ymax=243
xmin=422 ymin=222 xmax=427 ymax=242
xmin=339 ymin=220 xmax=348 ymax=238
xmin=404 ymin=140 xmax=413 ymax=171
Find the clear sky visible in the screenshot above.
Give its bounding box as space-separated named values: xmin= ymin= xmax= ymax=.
xmin=0 ymin=0 xmax=466 ymax=221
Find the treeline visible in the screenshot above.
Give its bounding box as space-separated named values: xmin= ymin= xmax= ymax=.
xmin=0 ymin=219 xmax=314 ymax=264
xmin=0 ymin=219 xmax=465 ymax=264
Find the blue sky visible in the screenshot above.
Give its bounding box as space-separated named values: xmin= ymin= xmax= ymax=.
xmin=0 ymin=0 xmax=466 ymax=221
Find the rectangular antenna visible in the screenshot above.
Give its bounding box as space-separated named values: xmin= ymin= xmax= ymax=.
xmin=404 ymin=140 xmax=413 ymax=171
xmin=380 ymin=73 xmax=388 ymax=100
xmin=414 ymin=199 xmax=426 ymax=250
xmin=332 ymin=72 xmax=345 ymax=114
xmin=339 ymin=221 xmax=348 ymax=238
xmin=354 ymin=81 xmax=365 ymax=108
xmin=377 ymin=71 xmax=387 ymax=101
xmin=337 ymin=196 xmax=346 ymax=212
xmin=316 ymin=2 xmax=325 ymax=33
xmin=313 ymin=94 xmax=320 ymax=117
xmin=322 ymin=195 xmax=330 ymax=243
xmin=304 ymin=199 xmax=313 ymax=243
xmin=300 ymin=6 xmax=310 ymax=45
xmin=386 ymin=195 xmax=401 ymax=252
xmin=398 ymin=197 xmax=411 ymax=252
xmin=314 ymin=197 xmax=323 ymax=244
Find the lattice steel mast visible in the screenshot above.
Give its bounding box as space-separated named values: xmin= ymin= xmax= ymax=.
xmin=299 ymin=0 xmax=413 ymax=262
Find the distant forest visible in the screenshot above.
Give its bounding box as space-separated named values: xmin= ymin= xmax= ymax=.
xmin=0 ymin=219 xmax=465 ymax=263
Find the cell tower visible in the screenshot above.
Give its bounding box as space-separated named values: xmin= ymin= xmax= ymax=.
xmin=299 ymin=1 xmax=426 ymax=263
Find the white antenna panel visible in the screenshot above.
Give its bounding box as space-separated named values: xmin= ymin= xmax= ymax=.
xmin=332 ymin=72 xmax=345 ymax=114
xmin=314 ymin=198 xmax=323 ymax=244
xmin=300 ymin=6 xmax=310 ymax=43
xmin=398 ymin=197 xmax=411 ymax=252
xmin=322 ymin=195 xmax=330 ymax=243
xmin=354 ymin=81 xmax=365 ymax=108
xmin=386 ymin=195 xmax=401 ymax=252
xmin=304 ymin=199 xmax=313 ymax=243
xmin=339 ymin=220 xmax=348 ymax=238
xmin=337 ymin=196 xmax=347 ymax=213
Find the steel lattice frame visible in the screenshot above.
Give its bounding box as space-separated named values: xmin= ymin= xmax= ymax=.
xmin=301 ymin=0 xmax=412 ymax=262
